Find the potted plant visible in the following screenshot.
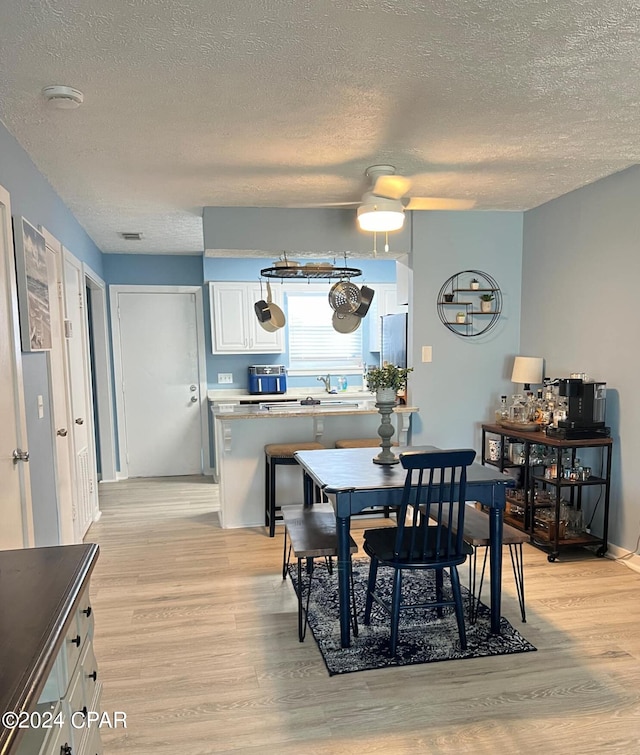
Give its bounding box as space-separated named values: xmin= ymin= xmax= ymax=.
xmin=455 ymin=312 xmax=466 ymax=324
xmin=365 ymin=363 xmax=413 ymax=403
xmin=480 ymin=293 xmax=494 ymax=312
xmin=365 ymin=364 xmax=413 ymax=465
xmin=470 ymin=277 xmax=480 ymax=290
xmin=443 ymin=293 xmax=454 ymax=302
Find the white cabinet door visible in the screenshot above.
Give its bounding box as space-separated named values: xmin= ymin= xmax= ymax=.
xmin=210 ymin=282 xmax=284 ymax=354
xmin=369 ymin=283 xmax=400 ymax=352
xmin=211 ymin=283 xmax=249 ymax=352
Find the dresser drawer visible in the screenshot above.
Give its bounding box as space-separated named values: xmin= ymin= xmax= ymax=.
xmin=80 ymin=640 xmax=100 ymax=706
xmin=62 ymin=587 xmax=95 ymax=694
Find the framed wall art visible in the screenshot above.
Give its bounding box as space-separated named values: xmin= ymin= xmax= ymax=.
xmin=13 ymin=216 xmax=52 ymax=351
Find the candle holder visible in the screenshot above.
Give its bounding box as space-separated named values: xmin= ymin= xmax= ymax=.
xmin=373 ymin=387 xmax=399 ymax=465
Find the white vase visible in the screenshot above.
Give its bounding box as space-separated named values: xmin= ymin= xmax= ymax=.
xmin=480 ymin=300 xmax=492 ymax=313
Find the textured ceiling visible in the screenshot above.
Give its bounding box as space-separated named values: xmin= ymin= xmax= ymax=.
xmin=1 ymin=0 xmax=640 ymax=254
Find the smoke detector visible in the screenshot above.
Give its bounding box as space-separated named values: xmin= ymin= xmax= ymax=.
xmin=42 ymin=85 xmax=84 ymax=109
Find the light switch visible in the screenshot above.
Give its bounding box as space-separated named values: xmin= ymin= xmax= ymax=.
xmin=37 ymin=395 xmax=44 ymax=419
xmin=421 ymin=346 xmax=433 ymax=363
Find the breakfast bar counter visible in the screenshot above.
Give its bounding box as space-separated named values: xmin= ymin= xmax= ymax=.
xmin=210 ymin=399 xmax=418 ymax=529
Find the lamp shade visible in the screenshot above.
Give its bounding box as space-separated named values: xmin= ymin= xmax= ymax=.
xmin=511 ymin=356 xmax=544 ymax=387
xmin=357 ymin=194 xmax=405 ymax=232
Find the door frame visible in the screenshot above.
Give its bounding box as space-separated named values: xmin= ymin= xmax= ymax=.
xmin=110 ymin=285 xmax=209 ymax=479
xmin=83 ymin=264 xmax=117 ymax=483
xmin=63 ymin=247 xmax=100 ymax=537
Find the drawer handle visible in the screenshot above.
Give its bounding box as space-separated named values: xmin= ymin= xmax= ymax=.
xmin=71 ymin=634 xmax=81 ymax=647
xmin=61 ymin=744 xmax=73 ymax=755
xmin=88 ymin=670 xmax=97 ymax=681
xmin=82 ymin=605 xmax=92 ymax=617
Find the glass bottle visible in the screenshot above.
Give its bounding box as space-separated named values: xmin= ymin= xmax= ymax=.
xmin=495 ymin=395 xmax=508 ymax=424
xmin=509 ymin=394 xmax=526 ymax=424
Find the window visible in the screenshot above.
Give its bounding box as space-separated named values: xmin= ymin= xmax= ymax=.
xmin=286 ymin=284 xmax=363 ymax=373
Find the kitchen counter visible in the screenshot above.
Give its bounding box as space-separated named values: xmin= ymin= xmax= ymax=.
xmin=211 ymin=399 xmax=419 ymax=529
xmin=211 ymin=400 xmax=416 ymax=420
xmin=207 ymin=388 xmax=371 ymax=403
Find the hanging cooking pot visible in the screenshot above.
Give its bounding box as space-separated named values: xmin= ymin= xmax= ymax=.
xmin=352 ymin=285 xmax=375 ymax=318
xmin=332 ymin=311 xmax=361 ymax=334
xmin=265 ymin=281 xmax=286 ymax=329
xmin=254 ymin=299 xmax=272 ymax=323
xmin=328 ymin=280 xmax=361 ymax=314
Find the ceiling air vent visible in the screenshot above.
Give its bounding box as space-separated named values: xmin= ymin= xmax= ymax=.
xmin=119 ymin=232 xmax=143 ymax=241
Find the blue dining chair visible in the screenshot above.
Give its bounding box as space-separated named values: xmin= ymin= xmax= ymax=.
xmin=363 ymin=448 xmax=477 ymax=655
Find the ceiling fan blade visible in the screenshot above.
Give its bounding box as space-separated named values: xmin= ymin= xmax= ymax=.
xmin=405 ymin=197 xmax=476 ymax=211
xmin=372 ymin=174 xmax=411 ymax=199
xmin=287 ymin=201 xmax=359 ymax=208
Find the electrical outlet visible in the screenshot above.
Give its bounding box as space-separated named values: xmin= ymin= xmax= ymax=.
xmin=218 ymin=373 xmax=233 ymax=384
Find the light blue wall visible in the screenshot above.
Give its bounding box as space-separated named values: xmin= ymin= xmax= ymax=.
xmin=103 ymin=253 xmax=204 ymax=286
xmin=22 ymin=352 xmax=60 ymax=546
xmin=522 ymin=166 xmax=639 ymax=552
xmin=204 ymin=256 xmax=396 ymax=391
xmin=0 ymin=120 xmax=103 ymax=273
xmin=410 ymin=211 xmax=523 ymax=451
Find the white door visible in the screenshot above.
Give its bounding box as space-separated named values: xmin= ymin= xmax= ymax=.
xmin=0 ymin=184 xmax=33 ymax=548
xmin=63 ymin=249 xmax=97 ymax=540
xmin=112 ymin=287 xmax=206 ymax=477
xmin=41 ymin=229 xmax=76 ymax=543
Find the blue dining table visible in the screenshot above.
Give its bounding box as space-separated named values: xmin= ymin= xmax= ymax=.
xmin=295 ymin=446 xmax=514 ymax=648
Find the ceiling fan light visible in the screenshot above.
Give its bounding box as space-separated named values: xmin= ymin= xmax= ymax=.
xmin=357 ymin=198 xmax=405 ymax=232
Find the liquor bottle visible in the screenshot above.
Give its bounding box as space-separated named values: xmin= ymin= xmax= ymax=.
xmin=495 ymin=395 xmax=508 ymax=424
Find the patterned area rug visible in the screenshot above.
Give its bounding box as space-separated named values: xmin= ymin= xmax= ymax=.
xmin=288 ymin=559 xmax=536 ymax=676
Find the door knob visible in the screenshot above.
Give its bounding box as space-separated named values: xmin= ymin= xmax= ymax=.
xmin=57 ymin=428 xmax=68 ymax=437
xmin=190 ymin=384 xmax=197 ymax=391
xmin=12 ymin=449 xmax=30 ymax=463
xmin=75 ymin=418 xmax=84 ymax=425
xmin=190 ymin=396 xmax=198 ymax=403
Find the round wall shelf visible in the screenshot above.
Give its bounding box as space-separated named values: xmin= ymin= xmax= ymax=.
xmin=437 ymin=270 xmax=502 ymax=337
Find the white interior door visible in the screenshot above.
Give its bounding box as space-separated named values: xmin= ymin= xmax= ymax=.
xmin=41 ymin=229 xmax=76 ymax=543
xmin=0 ymin=184 xmax=33 ymax=548
xmin=112 ymin=287 xmax=205 ymax=477
xmin=63 ymin=249 xmax=97 ymax=540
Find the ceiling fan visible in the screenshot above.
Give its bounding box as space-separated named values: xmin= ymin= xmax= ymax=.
xmin=356 ymin=165 xmax=475 ymax=232
xmin=303 ymin=165 xmax=475 ymax=233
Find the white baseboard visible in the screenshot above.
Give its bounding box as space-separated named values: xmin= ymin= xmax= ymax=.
xmin=605 ymin=543 xmax=640 ymax=573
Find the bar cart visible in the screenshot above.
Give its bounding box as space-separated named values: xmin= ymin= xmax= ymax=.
xmin=481 ymin=423 xmax=613 ymax=561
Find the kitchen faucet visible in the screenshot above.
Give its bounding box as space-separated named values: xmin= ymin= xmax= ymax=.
xmin=317 ymin=374 xmax=332 ymax=393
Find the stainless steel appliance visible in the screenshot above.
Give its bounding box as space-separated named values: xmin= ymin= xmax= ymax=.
xmin=248 ymin=365 xmax=287 ymax=395
xmin=381 ymin=313 xmax=408 ymax=368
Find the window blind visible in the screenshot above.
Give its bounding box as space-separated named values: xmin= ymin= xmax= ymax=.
xmin=287 ymin=289 xmax=362 ymax=372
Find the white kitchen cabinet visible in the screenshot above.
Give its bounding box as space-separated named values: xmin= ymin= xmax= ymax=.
xmin=209 ymin=282 xmax=284 ymax=354
xmin=368 ymin=283 xmax=402 ymax=352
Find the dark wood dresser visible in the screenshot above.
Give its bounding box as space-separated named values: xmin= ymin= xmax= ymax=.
xmin=0 ymin=544 xmax=101 ymax=755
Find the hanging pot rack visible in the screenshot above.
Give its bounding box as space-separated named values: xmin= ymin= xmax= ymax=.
xmin=260 ymin=264 xmax=362 ymax=280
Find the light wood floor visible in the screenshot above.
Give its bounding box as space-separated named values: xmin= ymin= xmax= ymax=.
xmin=89 ymin=477 xmax=640 ymax=754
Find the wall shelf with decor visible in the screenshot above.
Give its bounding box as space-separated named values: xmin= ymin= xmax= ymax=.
xmin=437 ymin=270 xmax=502 ymax=337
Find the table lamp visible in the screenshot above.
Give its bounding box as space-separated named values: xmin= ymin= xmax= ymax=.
xmin=511 ymin=356 xmax=544 ymax=391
